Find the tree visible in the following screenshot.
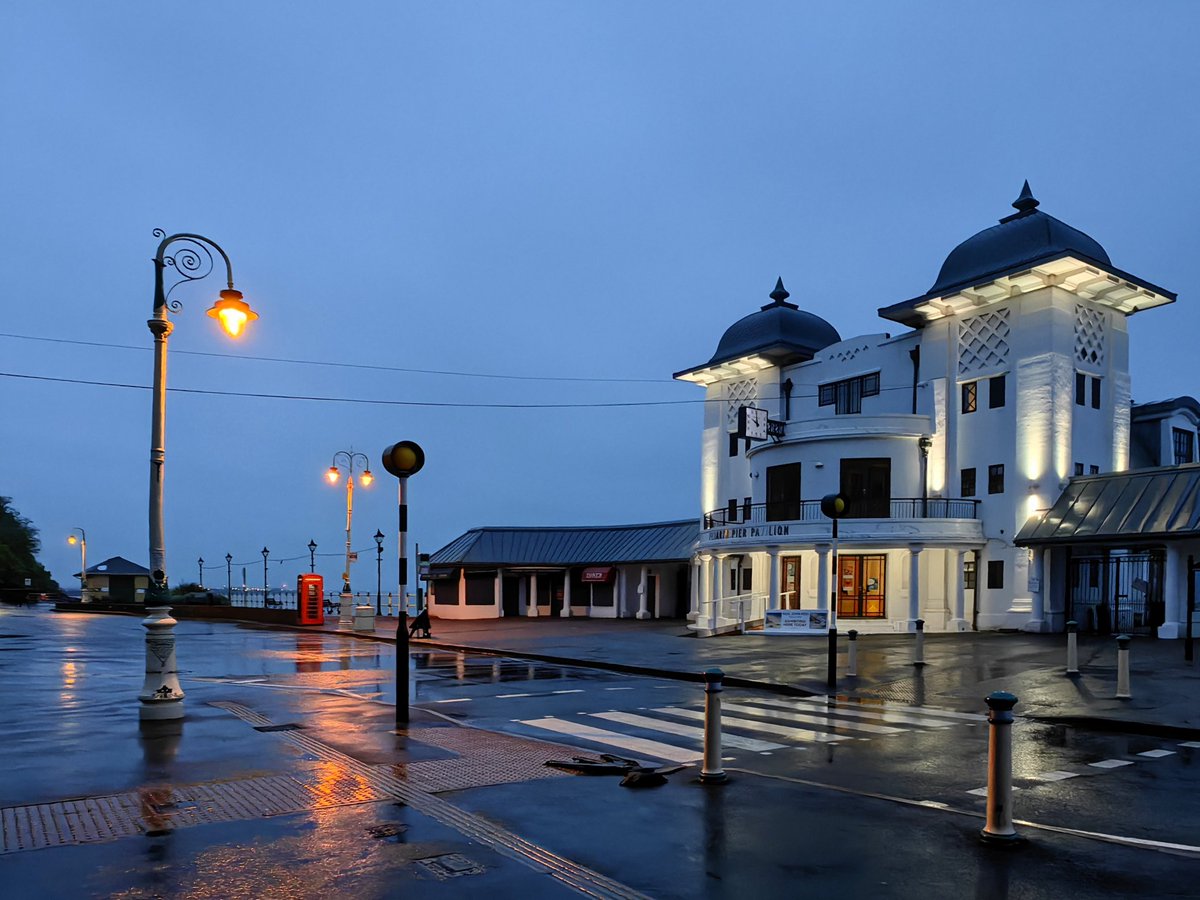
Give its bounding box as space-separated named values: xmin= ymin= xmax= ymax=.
xmin=0 ymin=497 xmax=58 ymax=594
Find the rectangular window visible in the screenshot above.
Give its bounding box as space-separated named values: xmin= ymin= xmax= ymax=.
xmin=1091 ymin=377 xmax=1101 ymax=409
xmin=741 ymin=566 xmax=753 ymax=592
xmin=988 ymin=464 xmax=1005 ymax=494
xmin=960 ymin=467 xmax=976 ymax=497
xmin=1089 ymin=465 xmax=1100 ymax=475
xmin=766 ymin=463 xmax=802 ymax=521
xmin=1074 ymin=463 xmax=1084 ymax=476
xmin=727 ymin=499 xmax=738 ymax=523
xmin=1173 ymin=428 xmax=1195 ymax=465
xmin=1075 ymin=372 xmax=1086 ymax=406
xmin=987 ymin=560 xmax=1004 ymax=590
xmin=962 ymin=381 xmax=977 ymax=414
xmin=818 ymin=372 xmax=880 ymax=415
xmin=989 ymin=374 xmax=1006 ymax=409
xmin=963 ymin=560 xmax=977 ymax=591
xmin=728 ymin=433 xmax=739 ymax=457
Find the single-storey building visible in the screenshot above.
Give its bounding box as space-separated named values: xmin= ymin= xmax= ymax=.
xmin=76 ymin=556 xmax=150 ymax=604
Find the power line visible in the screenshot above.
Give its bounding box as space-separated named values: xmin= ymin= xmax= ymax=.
xmin=0 ymin=331 xmax=673 ymax=384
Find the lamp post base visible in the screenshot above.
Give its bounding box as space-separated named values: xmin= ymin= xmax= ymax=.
xmin=338 ymin=591 xmax=354 ymax=629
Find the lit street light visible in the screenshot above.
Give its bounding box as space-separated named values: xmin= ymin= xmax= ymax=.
xmin=225 ymin=553 xmax=232 ymax=604
xmin=68 ymin=528 xmax=87 ymax=604
xmin=261 ymin=547 xmax=269 ymax=606
xmin=197 ymin=556 xmax=204 ymax=588
xmin=141 ymin=229 xmax=257 ymax=721
xmin=326 ymin=450 xmax=373 ymax=628
xmin=308 ymin=539 xmax=318 ymax=574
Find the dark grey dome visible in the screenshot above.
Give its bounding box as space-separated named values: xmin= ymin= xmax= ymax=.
xmin=929 ymin=182 xmax=1110 ymax=296
xmin=695 ymin=279 xmax=841 ymax=372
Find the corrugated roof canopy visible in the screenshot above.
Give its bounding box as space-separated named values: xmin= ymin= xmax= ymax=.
xmin=1016 ymin=466 xmax=1200 ymax=547
xmin=430 ymin=520 xmax=698 ymax=567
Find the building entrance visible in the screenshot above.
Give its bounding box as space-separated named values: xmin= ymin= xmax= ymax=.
xmin=837 ymin=554 xmax=887 ymax=618
xmin=782 ymin=556 xmax=802 ymax=609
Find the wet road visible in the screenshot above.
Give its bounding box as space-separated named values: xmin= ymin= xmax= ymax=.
xmin=2 ymin=606 xmax=1198 ymax=898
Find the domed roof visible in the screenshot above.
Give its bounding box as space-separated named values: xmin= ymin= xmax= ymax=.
xmin=675 ymin=279 xmax=841 ymax=379
xmin=928 ymin=181 xmax=1111 ymax=296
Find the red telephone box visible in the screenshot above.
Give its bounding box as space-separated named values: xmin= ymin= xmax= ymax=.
xmin=297 ymin=574 xmax=325 ymax=625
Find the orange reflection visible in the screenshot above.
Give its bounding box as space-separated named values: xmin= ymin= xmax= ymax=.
xmin=308 ymin=759 xmax=376 ymax=806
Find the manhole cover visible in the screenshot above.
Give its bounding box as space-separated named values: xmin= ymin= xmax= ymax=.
xmin=367 ymin=823 xmax=407 ymax=842
xmin=415 ymin=853 xmax=485 ymax=879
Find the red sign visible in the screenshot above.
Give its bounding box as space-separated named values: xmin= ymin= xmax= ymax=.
xmin=581 ymin=567 xmax=615 ymax=583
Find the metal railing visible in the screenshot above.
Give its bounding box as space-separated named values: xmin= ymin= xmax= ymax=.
xmin=702 ymin=497 xmax=980 ymax=529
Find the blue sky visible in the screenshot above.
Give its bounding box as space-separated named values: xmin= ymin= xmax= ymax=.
xmin=3 ymin=2 xmax=1199 ymax=591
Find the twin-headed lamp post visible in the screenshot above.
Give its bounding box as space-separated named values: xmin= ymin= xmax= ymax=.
xmin=326 ymin=451 xmax=373 ymax=628
xmin=140 ymin=230 xmax=258 ymax=722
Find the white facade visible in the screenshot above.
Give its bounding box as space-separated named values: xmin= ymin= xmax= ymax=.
xmin=677 ymin=188 xmax=1175 ymax=636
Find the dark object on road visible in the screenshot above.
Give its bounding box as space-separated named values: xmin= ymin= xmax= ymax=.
xmin=409 ymin=608 xmax=432 ymax=638
xmin=544 ymin=753 xmax=686 ymax=788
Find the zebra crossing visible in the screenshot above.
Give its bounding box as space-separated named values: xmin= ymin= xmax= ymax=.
xmin=516 ymin=696 xmax=984 ymax=763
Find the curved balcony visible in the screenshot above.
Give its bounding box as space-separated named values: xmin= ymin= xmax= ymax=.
xmin=699 ymin=498 xmax=983 ymax=548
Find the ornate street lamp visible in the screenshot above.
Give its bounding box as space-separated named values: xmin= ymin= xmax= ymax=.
xmin=374 ymin=529 xmax=384 ymax=616
xmin=141 ymin=230 xmax=257 ymax=722
xmin=308 ymin=539 xmax=318 ymax=574
xmin=68 ymin=529 xmax=87 ymax=604
xmin=225 ymin=553 xmax=233 ymax=604
xmin=197 ymin=556 xmax=204 ymax=588
xmin=326 ymin=450 xmax=373 ymax=628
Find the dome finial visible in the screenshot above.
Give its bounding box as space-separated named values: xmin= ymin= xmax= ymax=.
xmin=1012 ymin=180 xmax=1039 ymax=213
xmin=769 ymin=277 xmax=790 ymax=304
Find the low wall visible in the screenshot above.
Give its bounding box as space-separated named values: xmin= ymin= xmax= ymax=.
xmin=53 ymin=601 xmax=314 ymax=627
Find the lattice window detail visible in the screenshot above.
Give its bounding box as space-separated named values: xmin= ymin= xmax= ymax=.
xmin=958 ymin=310 xmax=1011 ymax=375
xmin=725 ymin=379 xmax=758 ymax=428
xmin=1075 ymin=304 xmax=1105 ymax=367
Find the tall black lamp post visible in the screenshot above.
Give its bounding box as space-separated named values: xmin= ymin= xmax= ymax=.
xmin=382 ymin=441 xmax=425 ymax=726
xmin=308 ymin=539 xmax=318 ymax=573
xmin=225 ymin=553 xmax=233 ymax=604
xmin=197 ymin=556 xmax=204 ymax=588
xmin=374 ymin=529 xmax=384 ymax=615
xmin=261 ymin=547 xmax=269 ymax=606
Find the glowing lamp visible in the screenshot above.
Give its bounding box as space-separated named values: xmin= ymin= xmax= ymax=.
xmin=326 ymin=466 xmax=340 ymax=484
xmin=359 ymin=469 xmax=374 ymax=487
xmin=206 ymin=289 xmax=258 ymax=338
xmin=68 ymin=535 xmax=78 ymax=545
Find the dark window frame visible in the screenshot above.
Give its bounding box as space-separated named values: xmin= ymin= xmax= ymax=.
xmin=1089 ymin=465 xmax=1100 ymax=475
xmin=818 ymin=372 xmax=881 ymax=416
xmin=987 ymin=560 xmax=1004 ymax=590
xmin=989 ymin=374 xmax=1006 ymax=409
xmin=988 ymin=463 xmax=1005 ymax=495
xmin=1173 ymin=427 xmax=1195 ymax=465
xmin=960 ymin=467 xmax=976 ymax=498
xmin=963 ymin=560 xmax=977 ymax=591
xmin=962 ymin=381 xmax=977 ymax=414
xmin=1076 ymin=372 xmax=1086 ymax=406
xmin=1090 ymin=376 xmax=1101 ymax=410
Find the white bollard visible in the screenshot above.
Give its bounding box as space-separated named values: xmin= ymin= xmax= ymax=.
xmin=1116 ymin=634 xmax=1132 ymax=699
xmin=700 ymin=668 xmax=727 ymax=784
xmin=139 ymin=606 xmax=185 ymax=721
xmin=847 ymin=629 xmax=858 ymax=677
xmin=980 ymin=691 xmax=1020 ymax=844
xmin=913 ymin=618 xmax=926 ymax=667
xmin=1066 ymin=620 xmax=1079 ymax=676
xmin=338 ymin=590 xmax=353 ymax=629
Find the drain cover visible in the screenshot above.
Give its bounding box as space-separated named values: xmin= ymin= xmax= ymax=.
xmin=253 ymin=723 xmax=304 ymax=732
xmin=415 ymin=853 xmax=484 ymax=879
xmin=367 ymin=823 xmax=408 ymax=842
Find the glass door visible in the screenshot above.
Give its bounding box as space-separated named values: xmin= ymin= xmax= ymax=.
xmin=836 ymin=554 xmax=887 ymax=618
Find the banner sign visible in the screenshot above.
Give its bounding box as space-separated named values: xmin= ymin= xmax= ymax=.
xmin=763 ymin=609 xmax=830 ymax=635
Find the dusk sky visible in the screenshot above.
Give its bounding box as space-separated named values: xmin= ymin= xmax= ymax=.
xmin=4 ymin=3 xmax=1199 ymax=593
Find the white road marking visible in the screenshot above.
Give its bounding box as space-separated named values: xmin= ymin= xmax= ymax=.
xmin=1138 ymin=749 xmax=1175 ymax=758
xmin=517 ymin=717 xmax=699 ymax=763
xmin=603 ymin=687 xmax=634 ymax=691
xmin=967 ymin=786 xmax=1024 ymax=796
xmin=774 ymin=697 xmax=959 ymax=729
xmin=588 ymin=711 xmax=786 ymax=752
xmin=720 ymin=702 xmax=906 ymax=735
xmin=1089 ymin=759 xmax=1134 ymax=769
xmin=805 ymin=696 xmax=984 ymax=723
xmin=1036 ymin=771 xmax=1080 ymax=782
xmin=496 ymin=693 xmax=533 ymax=698
xmin=653 ymin=707 xmax=841 ymax=743
xmin=551 ymin=689 xmax=584 ymax=695
xmin=1180 ymin=741 xmax=1200 ymax=749
xmin=432 ymin=698 xmax=471 ymax=704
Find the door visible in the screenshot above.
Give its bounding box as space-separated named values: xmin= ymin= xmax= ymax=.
xmin=841 ymin=458 xmax=891 ymax=518
xmin=502 ymin=576 xmax=520 ymax=617
xmin=837 ymin=554 xmax=887 ymax=618
xmin=766 ymin=463 xmax=802 ymax=521
xmin=782 ymin=556 xmax=802 ymax=609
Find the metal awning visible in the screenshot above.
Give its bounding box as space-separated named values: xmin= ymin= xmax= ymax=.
xmin=1016 ymin=465 xmax=1200 ymax=547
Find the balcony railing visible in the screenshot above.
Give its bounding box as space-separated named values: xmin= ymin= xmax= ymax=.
xmin=702 ymin=498 xmax=980 ymax=529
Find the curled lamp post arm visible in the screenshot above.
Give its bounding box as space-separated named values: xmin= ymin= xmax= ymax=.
xmin=152 ymin=231 xmax=236 ymax=313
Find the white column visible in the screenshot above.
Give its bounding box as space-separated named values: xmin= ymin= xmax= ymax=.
xmin=1024 ymin=547 xmax=1047 ymax=633
xmin=527 ymin=572 xmax=539 ymax=617
xmin=710 ymin=554 xmax=725 ymax=629
xmin=767 ymin=547 xmax=781 ymax=611
xmin=688 ymin=557 xmax=701 ymax=621
xmin=494 ymin=568 xmax=503 ymax=618
xmin=637 ymin=565 xmax=650 ymax=620
xmin=560 ymin=570 xmax=572 ymax=618
xmin=815 ymin=543 xmax=831 ymax=614
xmin=948 ymin=549 xmax=969 ymax=632
xmin=907 ymin=543 xmax=924 ymax=629
xmin=1159 ymin=544 xmax=1184 ymax=639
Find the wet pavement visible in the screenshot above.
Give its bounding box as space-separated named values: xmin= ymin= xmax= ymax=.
xmin=3 ymin=604 xmax=1200 ymax=898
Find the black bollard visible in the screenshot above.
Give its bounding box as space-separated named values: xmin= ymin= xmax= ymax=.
xmin=827 ymin=627 xmax=838 ymax=691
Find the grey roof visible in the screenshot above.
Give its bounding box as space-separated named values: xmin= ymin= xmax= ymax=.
xmin=84 ymin=556 xmax=150 ymax=576
xmin=675 ymin=279 xmax=840 ymax=378
xmin=430 ymin=520 xmax=699 ymax=567
xmin=1130 ymin=396 xmax=1200 ymax=421
xmin=879 ymin=184 xmax=1175 ymax=327
xmin=1016 ymin=466 xmax=1200 ymax=547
